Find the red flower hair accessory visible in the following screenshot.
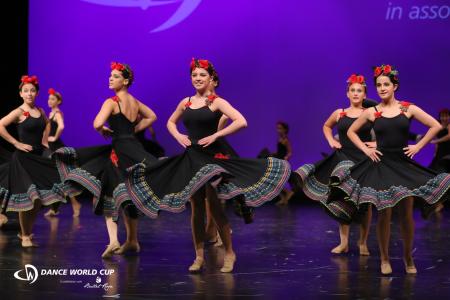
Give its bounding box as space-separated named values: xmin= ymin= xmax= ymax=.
xmin=373 ymin=64 xmax=398 ymax=77
xmin=110 ymin=149 xmax=119 ymax=167
xmin=111 ymin=62 xmax=125 ymax=71
xmin=190 ymin=58 xmax=210 ymax=71
xmin=21 ymin=75 xmax=39 ymax=85
xmin=48 ymin=88 xmax=56 ymax=95
xmin=346 ymin=74 xmax=365 ymax=85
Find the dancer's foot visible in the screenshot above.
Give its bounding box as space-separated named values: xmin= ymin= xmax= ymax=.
xmin=44 ymin=209 xmax=59 ymax=217
xmin=115 ymin=241 xmax=140 ymax=255
xmin=404 ymin=258 xmax=417 ymax=274
xmin=331 ymin=244 xmax=349 ymax=254
xmin=101 ymin=241 xmax=120 ymax=259
xmin=358 ymin=244 xmax=370 ymax=256
xmin=21 ymin=235 xmax=38 ymax=248
xmin=188 ymin=256 xmax=204 ymax=273
xmin=380 ymin=261 xmax=392 ymax=275
xmin=220 ymin=253 xmax=236 ymax=273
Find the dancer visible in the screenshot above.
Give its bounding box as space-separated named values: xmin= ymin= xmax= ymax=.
xmin=0 ymin=75 xmax=70 ymax=246
xmin=53 ymin=62 xmax=158 ymax=258
xmin=294 ymin=74 xmax=373 ymax=255
xmin=126 ymin=58 xmax=291 ymax=273
xmin=429 ymin=108 xmax=450 ymax=172
xmin=273 ymin=121 xmax=294 ymax=205
xmin=331 ymin=65 xmax=450 ymax=274
xmin=44 ymin=88 xmax=82 ymax=217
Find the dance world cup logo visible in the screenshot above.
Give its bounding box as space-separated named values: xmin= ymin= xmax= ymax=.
xmin=81 ymin=0 xmax=202 ymax=32
xmin=14 ymin=264 xmax=39 ymax=284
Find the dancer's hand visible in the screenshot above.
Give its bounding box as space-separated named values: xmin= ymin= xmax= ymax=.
xmin=365 ymin=141 xmax=377 ymax=149
xmin=329 ymin=140 xmax=342 ymax=149
xmin=14 ymin=142 xmax=32 ymax=152
xmin=99 ymin=126 xmax=114 ymax=138
xmin=48 ymin=136 xmax=56 ymax=142
xmin=175 ymin=133 xmax=191 ymax=148
xmin=403 ymin=144 xmax=421 ymax=159
xmin=364 ymin=147 xmax=383 ymax=162
xmin=198 ymin=133 xmax=218 ymax=147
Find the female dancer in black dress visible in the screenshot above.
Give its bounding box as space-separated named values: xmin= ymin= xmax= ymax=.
xmin=333 ymin=65 xmax=450 ymax=274
xmin=294 ymin=74 xmax=373 ymax=255
xmin=45 ymin=88 xmax=82 ymax=217
xmin=274 ymin=121 xmax=294 ymax=205
xmin=126 ymin=58 xmax=291 ymax=273
xmin=0 ymin=75 xmax=70 ymax=247
xmin=430 ymin=109 xmax=450 ymax=172
xmin=54 ymin=62 xmax=158 ymax=258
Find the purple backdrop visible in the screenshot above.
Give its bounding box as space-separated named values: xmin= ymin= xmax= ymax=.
xmin=29 ymin=0 xmax=450 ymax=166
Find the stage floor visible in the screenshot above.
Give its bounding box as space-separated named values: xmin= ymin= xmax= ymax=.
xmin=0 ymin=200 xmax=449 ymax=299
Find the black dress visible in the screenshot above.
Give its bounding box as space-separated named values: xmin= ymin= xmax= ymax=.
xmin=329 ymin=102 xmax=450 ymax=218
xmin=274 ymin=141 xmax=288 ymax=159
xmin=294 ymin=109 xmax=372 ymax=223
xmin=125 ymin=99 xmax=291 ymax=218
xmin=429 ymin=127 xmax=450 ymax=172
xmin=48 ymin=112 xmax=65 ymax=152
xmin=53 ymin=98 xmax=158 ymax=220
xmin=0 ymin=109 xmax=70 ymax=212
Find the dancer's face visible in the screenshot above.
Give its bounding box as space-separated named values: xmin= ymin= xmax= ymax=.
xmin=191 ymin=68 xmax=212 ymax=92
xmin=48 ymin=94 xmax=60 ymax=109
xmin=376 ymin=76 xmax=397 ymax=101
xmin=439 ymin=112 xmax=449 ymax=124
xmin=109 ymin=69 xmax=128 ymax=90
xmin=20 ymin=84 xmax=38 ymax=105
xmin=347 ymin=83 xmax=365 ymax=105
xmin=276 ymin=124 xmax=287 ymax=136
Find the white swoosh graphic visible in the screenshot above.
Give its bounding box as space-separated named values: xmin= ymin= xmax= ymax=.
xmin=151 ymin=0 xmax=202 ymax=32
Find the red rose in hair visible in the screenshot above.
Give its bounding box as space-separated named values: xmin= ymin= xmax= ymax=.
xmin=23 ymin=111 xmax=30 ymax=118
xmin=357 ymin=75 xmax=365 ymax=84
xmin=190 ymin=58 xmax=196 ymax=70
xmin=198 ymin=60 xmax=209 ymax=69
xmin=347 ymin=74 xmax=357 ymax=83
xmin=383 ymin=65 xmax=392 ymax=75
xmin=214 ymin=153 xmax=230 ymax=160
xmin=111 ymin=62 xmax=125 ymax=71
xmin=374 ymin=111 xmax=382 ymax=119
xmin=48 ymin=88 xmax=56 ymax=95
xmin=21 ymin=75 xmax=39 ymax=85
xmin=374 ymin=67 xmax=382 ymax=77
xmin=110 ymin=149 xmax=119 ymax=167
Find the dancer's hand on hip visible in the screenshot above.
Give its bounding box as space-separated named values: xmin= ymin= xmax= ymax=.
xmin=364 ymin=147 xmax=383 ymax=162
xmin=403 ymin=144 xmax=420 ymax=159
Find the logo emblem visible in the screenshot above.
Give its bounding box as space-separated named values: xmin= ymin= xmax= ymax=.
xmin=14 ymin=264 xmax=39 ymax=284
